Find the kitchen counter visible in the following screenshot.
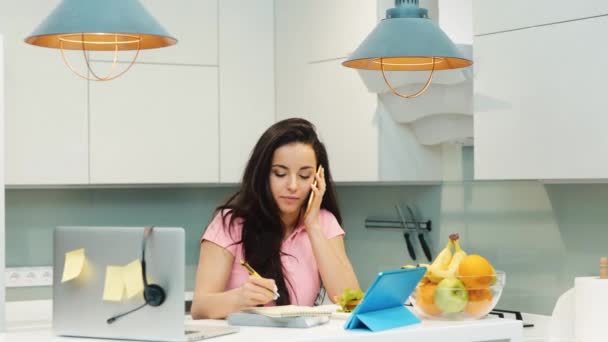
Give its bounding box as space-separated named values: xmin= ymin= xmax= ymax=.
xmin=2 ymin=300 xmax=547 ymax=342
xmin=517 ymin=313 xmax=549 ymax=342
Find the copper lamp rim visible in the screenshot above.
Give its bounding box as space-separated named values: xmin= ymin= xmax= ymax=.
xmin=342 ymin=56 xmax=473 ymax=71
xmin=24 ymin=32 xmax=177 ymax=50
xmin=58 ymin=33 xmax=142 ymax=45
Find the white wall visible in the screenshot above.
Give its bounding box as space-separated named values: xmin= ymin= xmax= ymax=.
xmin=438 ymin=0 xmax=473 ymax=44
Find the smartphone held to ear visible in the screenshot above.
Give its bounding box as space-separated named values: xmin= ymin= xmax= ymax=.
xmin=305 ymin=165 xmax=322 ymax=214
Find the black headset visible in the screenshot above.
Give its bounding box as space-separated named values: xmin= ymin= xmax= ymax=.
xmin=106 ymin=226 xmax=167 ymax=324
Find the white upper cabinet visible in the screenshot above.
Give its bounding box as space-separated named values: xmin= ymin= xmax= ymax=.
xmin=138 ymin=0 xmax=218 ymax=65
xmin=89 ymin=64 xmax=219 ymax=184
xmin=218 ymin=0 xmax=275 ymax=183
xmin=4 ymin=0 xmax=446 ymax=186
xmin=77 ymin=0 xmax=219 ymax=184
xmin=474 ymin=15 xmax=608 ymax=180
xmin=74 ymin=1 xmax=221 ymax=185
xmin=473 ymin=0 xmax=608 ymax=35
xmin=1 ymin=0 xmax=89 ymax=185
xmin=95 ymin=0 xmax=219 ymax=66
xmin=302 ymin=0 xmax=379 ymax=63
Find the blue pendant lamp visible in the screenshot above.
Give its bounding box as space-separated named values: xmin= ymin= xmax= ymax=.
xmin=25 ymin=0 xmax=177 ymax=81
xmin=343 ymin=0 xmax=472 ymax=98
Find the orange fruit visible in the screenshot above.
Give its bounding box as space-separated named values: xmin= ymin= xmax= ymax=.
xmin=458 ymin=255 xmax=496 ymax=288
xmin=464 ymin=288 xmax=493 ymax=317
xmin=415 ymin=283 xmax=442 ymax=316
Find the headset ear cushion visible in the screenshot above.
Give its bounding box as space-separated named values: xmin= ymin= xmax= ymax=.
xmin=144 ymin=284 xmax=166 ymax=307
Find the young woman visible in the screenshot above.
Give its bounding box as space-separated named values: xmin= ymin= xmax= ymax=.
xmin=191 ymin=118 xmax=359 ymax=319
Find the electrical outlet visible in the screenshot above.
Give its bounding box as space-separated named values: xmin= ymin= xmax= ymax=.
xmin=5 ymin=267 xmax=53 ymax=287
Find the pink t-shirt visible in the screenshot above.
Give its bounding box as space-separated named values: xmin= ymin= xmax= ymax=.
xmin=201 ymin=209 xmax=345 ymax=306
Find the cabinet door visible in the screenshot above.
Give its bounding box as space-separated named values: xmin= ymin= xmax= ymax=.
xmin=94 ymin=0 xmax=218 ymax=66
xmin=275 ymin=0 xmax=309 ymax=124
xmin=473 ymin=0 xmax=608 ymax=35
xmin=275 ymin=0 xmax=379 ymax=182
xmin=89 ymin=64 xmax=219 ymax=184
xmin=474 ymin=16 xmax=608 ymax=180
xmin=218 ymin=0 xmax=275 ymax=183
xmin=1 ymin=0 xmax=89 ymax=185
xmin=302 ymin=0 xmax=379 ymax=63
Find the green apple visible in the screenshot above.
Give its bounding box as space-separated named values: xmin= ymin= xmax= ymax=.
xmin=434 ymin=277 xmax=469 ymax=313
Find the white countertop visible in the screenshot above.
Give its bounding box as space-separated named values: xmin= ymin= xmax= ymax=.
xmin=518 ymin=313 xmax=550 ymax=342
xmin=2 ymin=300 xmax=547 ymax=342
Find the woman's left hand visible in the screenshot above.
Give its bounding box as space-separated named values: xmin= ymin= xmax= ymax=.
xmin=304 ymin=165 xmax=325 ymax=230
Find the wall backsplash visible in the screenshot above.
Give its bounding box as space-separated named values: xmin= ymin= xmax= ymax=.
xmin=6 ymin=147 xmax=608 ymax=316
xmin=5 ymin=186 xmax=238 ymax=301
xmin=5 ymin=184 xmax=442 ymax=302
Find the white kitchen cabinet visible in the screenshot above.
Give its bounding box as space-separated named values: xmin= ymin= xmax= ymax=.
xmin=138 ymin=0 xmax=218 ymax=65
xmin=473 ymin=0 xmax=608 ymax=35
xmin=1 ymin=0 xmax=89 ymax=185
xmin=474 ymin=16 xmax=608 ymax=180
xmin=218 ymin=0 xmax=274 ymax=183
xmin=275 ymin=0 xmax=309 ymax=124
xmin=302 ymin=0 xmax=379 ymax=63
xmin=89 ymin=64 xmax=219 ymax=184
xmin=4 ymin=0 xmax=446 ymax=186
xmin=91 ymin=0 xmax=275 ymax=185
xmin=86 ymin=0 xmax=221 ymax=184
xmin=95 ymin=0 xmax=218 ymax=66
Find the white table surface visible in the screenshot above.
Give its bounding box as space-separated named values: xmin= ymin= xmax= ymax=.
xmin=1 ymin=300 xmax=544 ymax=342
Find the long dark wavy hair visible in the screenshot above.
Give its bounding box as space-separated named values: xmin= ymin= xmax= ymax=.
xmin=216 ymin=118 xmax=341 ymax=304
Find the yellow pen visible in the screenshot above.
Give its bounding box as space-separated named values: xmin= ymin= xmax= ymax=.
xmin=240 ymin=260 xmax=280 ymax=300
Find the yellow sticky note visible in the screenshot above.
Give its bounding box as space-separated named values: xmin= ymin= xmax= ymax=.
xmin=103 ymin=266 xmax=125 ymax=302
xmin=123 ymin=259 xmax=144 ymax=299
xmin=61 ymin=248 xmax=86 ymax=283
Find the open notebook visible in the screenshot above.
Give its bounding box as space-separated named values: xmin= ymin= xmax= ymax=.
xmin=228 ymin=306 xmax=332 ymax=328
xmin=241 ymin=305 xmax=333 ymax=318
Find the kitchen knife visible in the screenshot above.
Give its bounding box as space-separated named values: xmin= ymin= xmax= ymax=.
xmin=406 ymin=205 xmax=432 ymax=262
xmin=403 ymin=232 xmax=416 ymax=261
xmin=395 ymin=205 xmax=416 ymax=261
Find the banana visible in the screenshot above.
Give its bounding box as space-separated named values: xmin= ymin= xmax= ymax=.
xmin=448 ymin=234 xmax=467 ymax=270
xmin=426 ymin=238 xmax=453 ymax=283
xmin=429 ymin=234 xmax=467 ymax=281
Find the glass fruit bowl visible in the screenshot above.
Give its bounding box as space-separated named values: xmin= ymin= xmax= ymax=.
xmin=409 ymin=271 xmax=506 ymax=320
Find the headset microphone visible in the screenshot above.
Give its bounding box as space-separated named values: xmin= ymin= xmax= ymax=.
xmin=106 ymin=226 xmax=167 ymax=324
xmin=106 ymin=303 xmax=147 ymax=324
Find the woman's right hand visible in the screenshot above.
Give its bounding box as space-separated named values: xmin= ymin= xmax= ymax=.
xmin=236 ymin=276 xmax=277 ymax=308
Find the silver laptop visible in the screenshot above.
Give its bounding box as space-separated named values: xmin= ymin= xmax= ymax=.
xmin=53 ymin=226 xmax=239 ymax=342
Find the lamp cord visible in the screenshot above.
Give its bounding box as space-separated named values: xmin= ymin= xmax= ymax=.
xmin=379 ymin=56 xmax=436 ymax=98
